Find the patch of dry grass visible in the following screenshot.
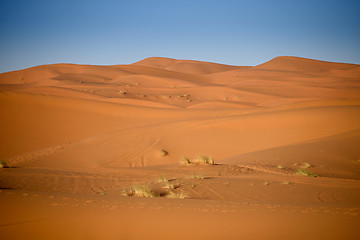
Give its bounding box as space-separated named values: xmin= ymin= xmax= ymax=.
xmin=193 ymin=154 xmax=214 ymax=165
xmin=296 ymin=168 xmax=318 ymax=177
xmin=167 ymin=191 xmax=189 ymax=199
xmin=157 ymin=176 xmax=169 ymax=183
xmin=162 ymin=181 xmax=175 ymax=189
xmin=121 ymin=185 xmax=159 ymax=197
xmin=181 ymin=154 xmax=215 ymax=165
xmin=0 ymin=160 xmax=7 ymax=168
xmin=190 ymin=174 xmax=205 ymax=179
xmin=180 ymin=156 xmax=191 ymax=165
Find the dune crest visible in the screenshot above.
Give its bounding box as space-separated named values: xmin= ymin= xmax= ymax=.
xmin=256 ymin=56 xmax=360 ymax=73
xmin=132 ymin=56 xmax=245 ymax=75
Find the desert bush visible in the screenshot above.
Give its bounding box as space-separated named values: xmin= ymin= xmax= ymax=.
xmin=157 ymin=176 xmax=169 ymax=183
xmin=207 ymin=156 xmax=215 ymax=165
xmin=0 ymin=160 xmax=7 ymax=168
xmin=193 ymin=154 xmax=215 ymax=165
xmin=296 ymin=168 xmax=318 ymax=177
xmin=191 ymin=174 xmax=205 ymax=179
xmin=180 ymin=156 xmax=190 ymax=165
xmin=122 ymin=185 xmax=159 ymax=197
xmin=167 ymin=191 xmax=189 ymax=199
xmin=180 ymin=154 xmax=215 ymax=165
xmin=162 ymin=181 xmax=175 ymax=189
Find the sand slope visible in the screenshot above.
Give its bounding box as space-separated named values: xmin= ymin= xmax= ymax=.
xmin=1 ymin=56 xmax=360 ymax=240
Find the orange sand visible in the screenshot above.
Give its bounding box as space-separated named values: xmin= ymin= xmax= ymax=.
xmin=1 ymin=56 xmax=360 ymax=239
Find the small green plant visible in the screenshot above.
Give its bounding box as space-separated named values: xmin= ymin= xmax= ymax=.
xmin=122 ymin=185 xmax=159 ymax=197
xmin=296 ymin=168 xmax=318 ymax=177
xmin=167 ymin=191 xmax=189 ymax=199
xmin=0 ymin=160 xmax=7 ymax=168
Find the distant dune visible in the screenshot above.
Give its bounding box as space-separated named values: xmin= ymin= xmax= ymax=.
xmin=132 ymin=57 xmax=246 ymax=75
xmin=1 ymin=56 xmax=360 ymax=240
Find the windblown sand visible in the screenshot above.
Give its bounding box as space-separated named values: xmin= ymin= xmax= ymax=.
xmin=1 ymin=56 xmax=360 ymax=239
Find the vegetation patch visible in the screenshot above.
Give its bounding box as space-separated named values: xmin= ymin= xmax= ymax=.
xmin=180 ymin=156 xmax=191 ymax=165
xmin=162 ymin=181 xmax=176 ymax=189
xmin=193 ymin=154 xmax=214 ymax=165
xmin=121 ymin=185 xmax=160 ymax=197
xmin=296 ymin=168 xmax=318 ymax=177
xmin=190 ymin=174 xmax=205 ymax=179
xmin=167 ymin=191 xmax=189 ymax=199
xmin=181 ymin=154 xmax=215 ymax=165
xmin=157 ymin=176 xmax=169 ymax=183
xmin=0 ymin=160 xmax=7 ymax=168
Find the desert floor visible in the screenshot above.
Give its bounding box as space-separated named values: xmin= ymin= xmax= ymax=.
xmin=1 ymin=56 xmax=360 ymax=239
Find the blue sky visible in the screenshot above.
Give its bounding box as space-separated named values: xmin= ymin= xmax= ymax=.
xmin=0 ymin=0 xmax=359 ymax=73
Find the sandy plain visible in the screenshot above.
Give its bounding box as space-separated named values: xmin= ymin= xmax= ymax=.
xmin=1 ymin=56 xmax=360 ymax=239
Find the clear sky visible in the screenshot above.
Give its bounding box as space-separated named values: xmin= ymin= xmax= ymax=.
xmin=1 ymin=0 xmax=359 ymax=73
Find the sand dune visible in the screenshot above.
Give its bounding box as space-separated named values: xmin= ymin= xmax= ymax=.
xmin=256 ymin=56 xmax=360 ymax=73
xmin=1 ymin=56 xmax=360 ymax=239
xmin=132 ymin=57 xmax=246 ymax=75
